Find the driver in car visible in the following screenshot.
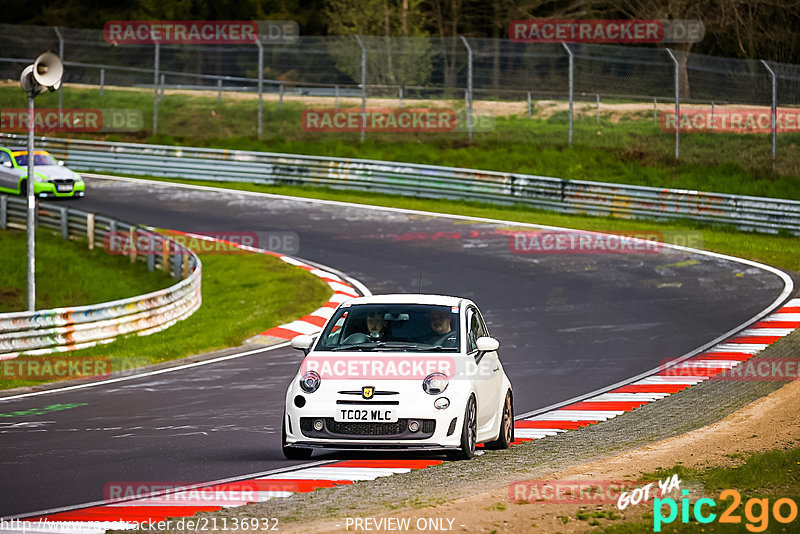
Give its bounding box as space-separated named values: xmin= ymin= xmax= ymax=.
xmin=421 ymin=308 xmax=457 ymax=346
xmin=366 ymin=310 xmax=387 ymax=340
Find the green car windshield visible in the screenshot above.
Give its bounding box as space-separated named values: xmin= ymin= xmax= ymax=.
xmin=316 ymin=304 xmax=460 ymax=352
xmin=14 ymin=153 xmax=58 ymax=167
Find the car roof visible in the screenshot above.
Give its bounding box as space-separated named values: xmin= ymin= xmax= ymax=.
xmin=343 ymin=294 xmax=471 ymax=308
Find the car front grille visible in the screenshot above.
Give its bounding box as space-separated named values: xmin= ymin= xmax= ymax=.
xmin=300 ymin=417 xmax=435 ymax=440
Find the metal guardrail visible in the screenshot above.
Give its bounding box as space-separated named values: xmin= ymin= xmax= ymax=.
xmin=2 ymin=133 xmax=799 ymax=235
xmin=0 ymin=194 xmax=202 ymax=358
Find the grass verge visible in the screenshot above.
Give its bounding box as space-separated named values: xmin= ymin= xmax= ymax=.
xmin=0 ymin=227 xmax=173 ymax=313
xmin=2 ymin=84 xmax=799 ymax=199
xmin=0 ymin=229 xmax=332 ymax=390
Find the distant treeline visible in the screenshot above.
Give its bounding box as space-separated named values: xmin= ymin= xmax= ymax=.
xmin=7 ymin=0 xmax=799 ymax=63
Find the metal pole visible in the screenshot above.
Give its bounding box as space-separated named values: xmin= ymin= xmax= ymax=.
xmin=666 ymin=48 xmax=680 ymax=159
xmin=217 ymin=77 xmax=222 ymax=103
xmin=399 ymin=86 xmax=403 ymax=107
xmin=527 ymin=92 xmax=532 ymax=118
xmin=335 ymin=85 xmax=339 ymax=108
xmin=256 ymin=39 xmax=263 ymax=138
xmin=100 ymin=68 xmax=105 ymax=96
xmin=761 ymin=60 xmax=777 ymax=167
xmin=26 ymin=91 xmax=36 ymax=311
xmin=654 ymin=97 xmax=657 ymax=124
xmin=711 ymin=101 xmax=714 ymax=130
xmin=279 ymin=83 xmax=284 ymax=111
xmin=160 ymin=73 xmax=165 ymax=101
xmin=153 ymin=41 xmax=159 ymax=135
xmin=561 ymin=42 xmax=573 ymax=145
xmin=53 ymin=27 xmax=64 ymax=116
xmin=355 ymin=35 xmax=366 ymax=143
xmin=460 ymin=36 xmax=473 ymax=142
xmin=596 ymin=94 xmax=600 ymax=123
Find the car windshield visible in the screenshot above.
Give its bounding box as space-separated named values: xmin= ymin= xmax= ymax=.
xmin=13 ymin=153 xmax=58 ymax=166
xmin=316 ymin=303 xmax=460 ymax=352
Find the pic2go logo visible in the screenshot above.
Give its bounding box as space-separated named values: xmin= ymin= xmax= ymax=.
xmin=654 ymin=489 xmax=798 ymax=532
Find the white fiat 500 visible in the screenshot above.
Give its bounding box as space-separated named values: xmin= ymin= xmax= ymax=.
xmin=282 ymin=294 xmax=513 ymax=460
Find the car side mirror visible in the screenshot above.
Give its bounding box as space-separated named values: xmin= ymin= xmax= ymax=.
xmin=291 ymin=334 xmax=314 ymax=355
xmin=475 ymin=336 xmax=499 ymax=363
xmin=58 ymin=160 xmax=65 ymax=166
xmin=2 ymin=161 xmax=10 ymax=168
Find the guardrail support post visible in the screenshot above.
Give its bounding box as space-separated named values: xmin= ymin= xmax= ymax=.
xmin=162 ymin=238 xmax=170 ymax=272
xmin=279 ymin=82 xmax=284 ymax=111
xmin=760 ymin=60 xmax=778 ymax=168
xmin=460 ymin=36 xmax=474 ymax=143
xmin=355 ymin=35 xmax=367 ymax=143
xmin=129 ymin=226 xmax=137 ymax=264
xmin=172 ymin=250 xmax=182 ymax=280
xmin=86 ymin=213 xmax=94 ymax=250
xmin=100 ymin=68 xmax=105 ymax=96
xmin=217 ymin=77 xmax=222 ymax=103
xmin=665 ymin=48 xmax=680 ymax=159
xmin=60 ymin=207 xmax=68 ymax=240
xmin=182 ymin=255 xmax=190 ymax=278
xmin=561 ymin=42 xmax=573 ymax=145
xmin=147 ymin=242 xmax=155 ymax=271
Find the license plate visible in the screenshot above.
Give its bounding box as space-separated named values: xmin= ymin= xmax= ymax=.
xmin=56 ymin=184 xmax=72 ymax=192
xmin=334 ymin=407 xmax=397 ymax=423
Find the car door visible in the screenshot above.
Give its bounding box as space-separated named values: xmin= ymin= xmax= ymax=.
xmin=0 ymin=150 xmax=20 ymax=193
xmin=466 ymin=306 xmax=502 ymax=432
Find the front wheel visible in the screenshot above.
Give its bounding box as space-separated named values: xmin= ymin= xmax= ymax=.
xmin=447 ymin=395 xmax=477 ymax=460
xmin=484 ymin=391 xmax=513 ymax=450
xmin=282 ymin=412 xmax=312 ymax=460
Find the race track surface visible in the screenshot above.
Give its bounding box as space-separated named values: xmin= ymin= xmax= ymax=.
xmin=0 ymin=177 xmax=788 ymax=517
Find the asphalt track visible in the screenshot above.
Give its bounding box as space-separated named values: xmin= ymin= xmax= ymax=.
xmin=0 ymin=176 xmax=791 ymax=517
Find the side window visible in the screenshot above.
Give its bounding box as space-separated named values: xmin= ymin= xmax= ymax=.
xmin=466 ymin=307 xmax=485 ymax=352
xmin=0 ymin=152 xmax=11 ymax=167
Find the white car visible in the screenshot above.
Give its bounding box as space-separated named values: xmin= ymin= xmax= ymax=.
xmin=282 ymin=294 xmax=514 ymax=460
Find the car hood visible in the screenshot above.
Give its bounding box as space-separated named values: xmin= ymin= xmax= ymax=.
xmin=34 ymin=165 xmax=78 ymax=180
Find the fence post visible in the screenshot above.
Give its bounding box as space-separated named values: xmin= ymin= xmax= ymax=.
xmin=760 ymin=60 xmax=777 ymax=168
xmin=335 ymin=85 xmax=339 ymax=108
xmin=60 ymin=207 xmax=68 ymax=239
xmin=256 ymin=38 xmax=263 ymax=138
xmin=527 ymin=92 xmax=532 ymax=118
xmin=86 ymin=213 xmax=94 ymax=250
xmin=460 ymin=36 xmax=474 ymax=142
xmin=0 ymin=196 xmax=6 ymax=229
xmin=355 ymin=35 xmax=367 ymax=143
xmin=217 ymin=77 xmax=222 ymax=103
xmin=147 ymin=238 xmax=155 ymax=271
xmin=160 ymin=73 xmax=165 ymax=101
xmin=665 ymin=48 xmax=680 ymax=159
xmin=279 ymin=82 xmax=284 ymax=111
xmin=53 ymin=27 xmax=64 ymax=116
xmin=653 ymin=97 xmax=657 ymax=124
xmin=711 ymin=101 xmax=715 ymax=129
xmin=596 ymin=94 xmax=600 ymax=123
xmin=129 ymin=226 xmax=137 ymax=264
xmin=100 ymin=68 xmax=105 ymax=96
xmin=561 ymin=42 xmax=573 ymax=145
xmin=162 ymin=238 xmax=170 ymax=272
xmin=153 ymin=41 xmax=160 ymax=135
xmin=399 ymin=86 xmax=403 ymax=107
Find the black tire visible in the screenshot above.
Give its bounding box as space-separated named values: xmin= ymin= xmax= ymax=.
xmin=282 ymin=412 xmax=312 ymax=460
xmin=447 ymin=395 xmax=477 ymax=460
xmin=484 ymin=391 xmax=514 ymax=450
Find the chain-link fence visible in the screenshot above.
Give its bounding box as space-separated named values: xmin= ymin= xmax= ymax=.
xmin=1 ymin=23 xmax=798 ymax=159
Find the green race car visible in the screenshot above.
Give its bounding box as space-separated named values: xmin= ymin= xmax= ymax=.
xmin=0 ymin=147 xmax=85 ymax=198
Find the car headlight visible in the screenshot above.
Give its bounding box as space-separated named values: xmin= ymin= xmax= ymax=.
xmin=422 ymin=372 xmax=448 ymax=395
xmin=299 ymin=371 xmax=321 ymax=393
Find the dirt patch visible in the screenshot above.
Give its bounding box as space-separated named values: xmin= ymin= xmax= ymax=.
xmin=283 ymin=377 xmax=800 ymax=534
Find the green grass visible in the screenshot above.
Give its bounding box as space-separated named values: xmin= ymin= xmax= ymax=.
xmin=110 ymin=176 xmax=800 ymax=274
xmin=0 ymin=227 xmax=174 ymax=313
xmin=598 ymin=448 xmax=800 ymax=533
xmin=0 ymin=229 xmax=332 ymax=390
xmin=2 ymin=85 xmax=799 ymax=200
